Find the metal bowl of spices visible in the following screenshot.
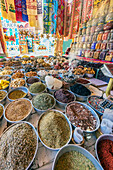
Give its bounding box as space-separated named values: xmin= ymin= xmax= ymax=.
xmin=95 ymin=134 xmax=113 ymax=170
xmin=7 ymin=87 xmax=28 ymax=102
xmin=54 ymin=89 xmax=76 ymax=109
xmin=4 ymin=98 xmax=33 ymax=123
xmin=0 ymin=121 xmax=38 ymax=169
xmin=37 ymin=109 xmax=72 ymax=151
xmin=0 ymin=103 xmax=4 ymax=119
xmin=52 ymin=144 xmax=103 ymax=170
xmin=32 ymin=93 xmax=56 ymax=113
xmin=29 ymin=82 xmax=46 ymax=96
xmin=70 ymin=83 xmax=91 ymax=102
xmin=65 ymin=101 xmax=100 ymax=133
xmin=0 ymin=90 xmax=7 ymax=104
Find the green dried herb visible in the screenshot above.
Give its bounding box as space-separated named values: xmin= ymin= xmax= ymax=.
xmin=29 ymin=82 xmax=45 ymax=93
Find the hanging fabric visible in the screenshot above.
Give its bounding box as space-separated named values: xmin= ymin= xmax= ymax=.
xmin=26 ymin=0 xmax=37 ymax=16
xmin=1 ymin=0 xmax=8 ymax=19
xmin=0 ymin=18 xmax=7 ymax=54
xmin=14 ymin=0 xmax=23 ymax=22
xmin=57 ymin=0 xmax=65 ymax=35
xmin=36 ymin=0 xmax=43 ymax=30
xmin=63 ymin=0 xmax=72 ymax=37
xmin=68 ymin=0 xmax=81 ymax=39
xmin=7 ymin=0 xmax=16 ymax=22
xmin=21 ymin=0 xmax=28 ymax=21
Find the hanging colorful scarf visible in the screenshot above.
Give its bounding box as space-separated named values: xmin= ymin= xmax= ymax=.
xmin=0 ymin=18 xmax=7 ymax=53
xmin=36 ymin=0 xmax=43 ymax=30
xmin=21 ymin=0 xmax=28 ymax=21
xmin=1 ymin=0 xmax=8 ymax=19
xmin=57 ymin=0 xmax=65 ymax=35
xmin=7 ymin=0 xmax=16 ymax=22
xmin=69 ymin=0 xmax=81 ymax=39
xmin=14 ymin=0 xmax=23 ymax=22
xmin=26 ymin=0 xmax=37 ymax=16
xmin=51 ymin=0 xmax=58 ymax=34
xmin=63 ymin=0 xmax=72 ymax=37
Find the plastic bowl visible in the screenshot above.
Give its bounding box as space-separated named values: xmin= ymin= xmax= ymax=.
xmin=52 ymin=144 xmax=103 ymax=170
xmin=4 ymin=98 xmax=33 ymax=123
xmin=0 ymin=121 xmax=38 ymax=169
xmin=32 ymin=93 xmax=56 ymax=113
xmin=0 ymin=103 xmax=5 ymax=119
xmin=95 ymin=134 xmax=113 ymax=168
xmin=37 ymin=109 xmax=72 ymax=151
xmin=7 ymin=87 xmax=28 ymax=102
xmin=65 ymin=101 xmax=100 ymax=133
xmin=54 ymin=89 xmax=76 ymax=109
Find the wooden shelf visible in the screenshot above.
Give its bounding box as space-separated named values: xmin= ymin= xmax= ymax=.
xmin=75 ymin=56 xmax=113 ymax=64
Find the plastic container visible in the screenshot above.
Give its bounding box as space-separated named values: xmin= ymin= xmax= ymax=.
xmin=91 ymin=42 xmax=97 ymax=50
xmin=95 ymin=41 xmax=102 ymax=50
xmin=110 ymin=29 xmax=113 ymax=40
xmin=103 ymin=21 xmax=113 ymax=31
xmin=97 ymin=32 xmax=103 ymax=41
xmin=107 ymin=40 xmax=113 ymax=50
xmin=101 ymin=40 xmax=107 ymax=50
xmin=99 ymin=50 xmax=108 ymax=60
xmin=102 ymin=30 xmax=110 ymax=40
xmin=53 ymin=144 xmax=103 ymax=170
xmin=105 ymin=50 xmax=113 ymax=61
xmin=95 ymin=24 xmax=104 ymax=32
xmin=90 ymin=50 xmax=95 ymax=58
xmin=93 ymin=50 xmax=101 ymax=59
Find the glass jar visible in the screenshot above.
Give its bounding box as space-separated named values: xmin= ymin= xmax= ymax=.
xmin=95 ymin=41 xmax=101 ymax=50
xmin=103 ymin=21 xmax=113 ymax=31
xmin=107 ymin=40 xmax=113 ymax=50
xmin=95 ymin=24 xmax=104 ymax=32
xmin=99 ymin=50 xmax=108 ymax=60
xmin=79 ymin=28 xmax=82 ymax=35
xmin=97 ymin=32 xmax=103 ymax=41
xmin=107 ymin=31 xmax=111 ymax=41
xmin=101 ymin=40 xmax=107 ymax=50
xmin=85 ymin=34 xmax=89 ymax=42
xmin=105 ymin=50 xmax=113 ymax=61
xmin=93 ymin=32 xmax=98 ymax=41
xmin=93 ymin=50 xmax=101 ymax=59
xmin=105 ymin=12 xmax=113 ymax=22
xmin=90 ymin=50 xmax=95 ymax=58
xmin=91 ymin=26 xmax=96 ymax=35
xmin=86 ymin=27 xmax=91 ymax=35
xmin=82 ymin=36 xmax=85 ymax=42
xmin=92 ymin=18 xmax=98 ymax=26
xmin=82 ymin=27 xmax=86 ymax=35
xmin=110 ymin=29 xmax=113 ymax=40
xmin=91 ymin=42 xmax=97 ymax=50
xmin=83 ymin=42 xmax=87 ymax=49
xmin=89 ymin=35 xmax=93 ymax=42
xmin=102 ymin=30 xmax=110 ymax=40
xmin=87 ymin=42 xmax=91 ymax=49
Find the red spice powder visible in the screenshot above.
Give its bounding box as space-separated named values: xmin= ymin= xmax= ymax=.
xmin=97 ymin=139 xmax=113 ymax=170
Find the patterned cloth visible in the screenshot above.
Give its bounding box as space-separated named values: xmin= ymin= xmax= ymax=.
xmin=57 ymin=0 xmax=65 ymax=35
xmin=1 ymin=0 xmax=8 ymax=19
xmin=22 ymin=0 xmax=28 ymax=21
xmin=26 ymin=0 xmax=37 ymax=16
xmin=14 ymin=0 xmax=23 ymax=22
xmin=7 ymin=0 xmax=16 ymax=22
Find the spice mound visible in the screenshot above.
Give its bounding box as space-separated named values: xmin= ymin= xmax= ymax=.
xmin=0 ymin=105 xmax=3 ymax=118
xmin=32 ymin=93 xmax=55 ymax=110
xmin=5 ymin=98 xmax=32 ymax=121
xmin=0 ymin=76 xmax=10 ymax=81
xmin=54 ymin=151 xmax=96 ymax=170
xmin=27 ymin=77 xmax=39 ymax=84
xmin=8 ymin=90 xmax=26 ymax=100
xmin=0 ymin=90 xmax=7 ymax=100
xmin=29 ymin=82 xmax=45 ymax=93
xmin=45 ymin=76 xmax=62 ymax=90
xmin=0 ymin=70 xmax=12 ymax=75
xmin=26 ymin=71 xmax=37 ymax=77
xmin=70 ymin=83 xmax=91 ymax=96
xmin=76 ymin=78 xmax=90 ymax=84
xmin=38 ymin=110 xmax=70 ymax=148
xmin=10 ymin=78 xmax=25 ymax=88
xmin=66 ymin=102 xmax=97 ymax=131
xmin=0 ymin=123 xmax=37 ymax=170
xmin=12 ymin=72 xmax=24 ymax=79
xmin=55 ymin=89 xmax=74 ymax=103
xmin=97 ymin=139 xmax=113 ymax=170
xmin=0 ymin=80 xmax=9 ymax=89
